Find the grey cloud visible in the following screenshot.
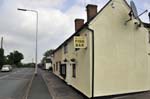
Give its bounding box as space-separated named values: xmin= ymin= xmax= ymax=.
xmin=16 ymin=0 xmax=67 ymax=9
xmin=0 ymin=0 xmax=76 ymax=63
xmin=0 ymin=0 xmax=4 ymax=7
xmin=1 ymin=0 xmax=149 ymax=63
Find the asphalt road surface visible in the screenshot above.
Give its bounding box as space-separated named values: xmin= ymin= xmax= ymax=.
xmin=0 ymin=68 xmax=34 ymax=99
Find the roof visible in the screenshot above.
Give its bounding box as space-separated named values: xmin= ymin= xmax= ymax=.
xmin=53 ymin=0 xmax=131 ymax=54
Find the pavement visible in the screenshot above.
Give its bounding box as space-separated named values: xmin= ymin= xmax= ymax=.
xmin=111 ymin=92 xmax=150 ymax=99
xmin=40 ymin=70 xmax=84 ymax=99
xmin=28 ymin=70 xmax=52 ymax=99
xmin=40 ymin=69 xmax=150 ymax=99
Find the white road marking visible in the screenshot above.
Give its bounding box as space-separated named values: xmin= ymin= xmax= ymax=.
xmin=0 ymin=70 xmax=19 ymax=80
xmin=0 ymin=75 xmax=9 ymax=79
xmin=0 ymin=68 xmax=34 ymax=80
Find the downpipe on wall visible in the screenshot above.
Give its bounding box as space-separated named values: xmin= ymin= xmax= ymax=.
xmin=86 ymin=25 xmax=95 ymax=99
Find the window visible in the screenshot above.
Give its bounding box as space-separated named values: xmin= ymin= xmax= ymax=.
xmin=56 ymin=62 xmax=58 ymax=71
xmin=60 ymin=64 xmax=66 ymax=79
xmin=53 ymin=53 xmax=55 ymax=58
xmin=64 ymin=43 xmax=68 ymax=54
xmin=59 ymin=62 xmax=61 ymax=74
xmin=75 ymin=48 xmax=80 ymax=51
xmin=53 ymin=64 xmax=55 ymax=72
xmin=46 ymin=58 xmax=51 ymax=63
xmin=72 ymin=64 xmax=76 ymax=78
xmin=75 ymin=34 xmax=80 ymax=51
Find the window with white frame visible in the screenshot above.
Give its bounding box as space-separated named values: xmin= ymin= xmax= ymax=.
xmin=72 ymin=64 xmax=76 ymax=78
xmin=56 ymin=62 xmax=58 ymax=71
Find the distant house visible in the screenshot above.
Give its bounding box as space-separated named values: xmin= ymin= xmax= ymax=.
xmin=44 ymin=57 xmax=52 ymax=70
xmin=51 ymin=0 xmax=150 ymax=98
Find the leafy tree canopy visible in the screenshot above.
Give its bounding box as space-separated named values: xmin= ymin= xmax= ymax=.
xmin=13 ymin=50 xmax=24 ymax=64
xmin=7 ymin=50 xmax=24 ymax=66
xmin=41 ymin=49 xmax=54 ymax=64
xmin=43 ymin=49 xmax=54 ymax=57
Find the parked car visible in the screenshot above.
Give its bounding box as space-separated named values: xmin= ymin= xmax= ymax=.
xmin=1 ymin=65 xmax=12 ymax=72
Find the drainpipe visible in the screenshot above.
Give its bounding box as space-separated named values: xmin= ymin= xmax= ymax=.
xmin=148 ymin=12 xmax=150 ymax=44
xmin=86 ymin=25 xmax=95 ymax=99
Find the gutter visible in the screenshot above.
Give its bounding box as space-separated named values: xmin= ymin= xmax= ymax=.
xmin=86 ymin=25 xmax=95 ymax=99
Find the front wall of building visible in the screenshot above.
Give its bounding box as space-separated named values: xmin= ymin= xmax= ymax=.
xmin=90 ymin=0 xmax=149 ymax=97
xmin=53 ymin=48 xmax=63 ymax=76
xmin=65 ymin=29 xmax=92 ymax=97
xmin=146 ymin=28 xmax=150 ymax=89
xmin=53 ymin=29 xmax=92 ymax=97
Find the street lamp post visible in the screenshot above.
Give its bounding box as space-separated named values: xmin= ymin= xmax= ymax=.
xmin=18 ymin=8 xmax=38 ymax=75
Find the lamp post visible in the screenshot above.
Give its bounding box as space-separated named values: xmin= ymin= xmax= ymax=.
xmin=18 ymin=8 xmax=38 ymax=75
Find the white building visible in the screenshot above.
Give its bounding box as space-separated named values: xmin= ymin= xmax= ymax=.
xmin=51 ymin=0 xmax=150 ymax=98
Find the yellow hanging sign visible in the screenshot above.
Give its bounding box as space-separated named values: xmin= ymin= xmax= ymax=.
xmin=74 ymin=36 xmax=87 ymax=48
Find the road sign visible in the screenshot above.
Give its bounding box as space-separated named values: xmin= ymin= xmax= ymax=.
xmin=74 ymin=36 xmax=87 ymax=48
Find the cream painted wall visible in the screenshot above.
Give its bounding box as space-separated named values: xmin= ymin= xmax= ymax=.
xmin=90 ymin=0 xmax=149 ymax=97
xmin=52 ymin=29 xmax=92 ymax=97
xmin=145 ymin=28 xmax=150 ymax=90
xmin=53 ymin=48 xmax=62 ymax=76
xmin=52 ymin=0 xmax=150 ymax=98
xmin=62 ymin=29 xmax=92 ymax=97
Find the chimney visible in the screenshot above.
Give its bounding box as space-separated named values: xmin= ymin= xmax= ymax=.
xmin=75 ymin=19 xmax=84 ymax=32
xmin=86 ymin=4 xmax=98 ymax=21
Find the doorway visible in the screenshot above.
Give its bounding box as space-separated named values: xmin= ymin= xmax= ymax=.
xmin=60 ymin=64 xmax=66 ymax=79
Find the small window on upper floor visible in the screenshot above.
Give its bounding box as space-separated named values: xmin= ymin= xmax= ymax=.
xmin=64 ymin=43 xmax=68 ymax=54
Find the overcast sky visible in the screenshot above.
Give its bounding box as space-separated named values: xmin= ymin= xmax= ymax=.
xmin=0 ymin=0 xmax=150 ymax=63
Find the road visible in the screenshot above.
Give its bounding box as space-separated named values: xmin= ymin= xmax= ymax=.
xmin=0 ymin=68 xmax=34 ymax=99
xmin=1 ymin=68 xmax=149 ymax=99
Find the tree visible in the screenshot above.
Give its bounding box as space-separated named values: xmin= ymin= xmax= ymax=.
xmin=42 ymin=49 xmax=54 ymax=64
xmin=40 ymin=49 xmax=53 ymax=69
xmin=13 ymin=51 xmax=24 ymax=65
xmin=0 ymin=48 xmax=4 ymax=69
xmin=7 ymin=52 xmax=14 ymax=65
xmin=41 ymin=56 xmax=46 ymax=64
xmin=44 ymin=49 xmax=54 ymax=57
xmin=7 ymin=50 xmax=24 ymax=67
